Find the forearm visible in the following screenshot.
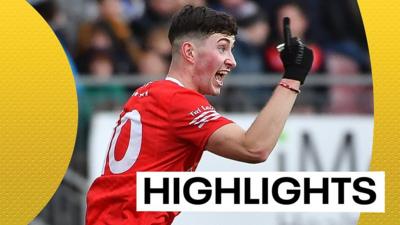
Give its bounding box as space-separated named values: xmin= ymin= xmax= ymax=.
xmin=206 ymin=19 xmax=313 ymax=163
xmin=244 ymin=79 xmax=300 ymax=156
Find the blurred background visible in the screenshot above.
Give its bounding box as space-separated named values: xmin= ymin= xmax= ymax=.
xmin=28 ymin=0 xmax=373 ymax=224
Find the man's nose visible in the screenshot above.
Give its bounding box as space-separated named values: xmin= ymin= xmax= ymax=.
xmin=225 ymin=54 xmax=237 ymax=69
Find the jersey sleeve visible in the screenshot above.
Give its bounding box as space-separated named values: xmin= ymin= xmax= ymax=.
xmin=169 ymin=90 xmax=233 ymax=150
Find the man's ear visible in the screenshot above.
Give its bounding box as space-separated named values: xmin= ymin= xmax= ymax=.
xmin=181 ymin=41 xmax=195 ymax=64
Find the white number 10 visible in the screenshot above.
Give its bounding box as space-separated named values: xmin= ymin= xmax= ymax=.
xmin=107 ymin=110 xmax=142 ymax=174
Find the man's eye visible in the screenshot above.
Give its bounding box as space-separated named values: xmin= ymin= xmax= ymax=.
xmin=218 ymin=46 xmax=226 ymax=53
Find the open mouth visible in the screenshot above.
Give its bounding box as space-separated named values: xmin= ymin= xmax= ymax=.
xmin=215 ymin=71 xmax=228 ymax=87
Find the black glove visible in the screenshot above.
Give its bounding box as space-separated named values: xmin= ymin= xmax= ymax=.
xmin=279 ymin=18 xmax=314 ymax=84
xmin=280 ymin=38 xmax=313 ymax=84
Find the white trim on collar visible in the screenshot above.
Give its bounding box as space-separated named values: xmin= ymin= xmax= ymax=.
xmin=165 ymin=76 xmax=184 ymax=87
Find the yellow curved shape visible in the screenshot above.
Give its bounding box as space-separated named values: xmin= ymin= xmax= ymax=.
xmin=358 ymin=0 xmax=400 ymax=225
xmin=0 ymin=1 xmax=77 ymax=224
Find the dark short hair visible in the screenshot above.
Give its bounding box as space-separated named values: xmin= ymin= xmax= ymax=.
xmin=168 ymin=5 xmax=238 ymax=45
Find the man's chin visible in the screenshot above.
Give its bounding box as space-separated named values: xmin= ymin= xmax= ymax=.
xmin=202 ymin=91 xmax=220 ymax=96
xmin=211 ymin=89 xmax=221 ymax=96
xmin=200 ymin=85 xmax=221 ymax=96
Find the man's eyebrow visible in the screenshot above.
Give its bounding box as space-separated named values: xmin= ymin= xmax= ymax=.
xmin=217 ymin=37 xmax=233 ymax=44
xmin=217 ymin=38 xmax=235 ymax=49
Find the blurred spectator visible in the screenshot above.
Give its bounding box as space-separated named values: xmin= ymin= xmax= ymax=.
xmin=319 ymin=0 xmax=370 ymax=74
xmin=255 ymin=0 xmax=328 ymax=44
xmin=137 ymin=50 xmax=169 ymax=76
xmin=75 ymin=0 xmax=142 ymax=74
xmin=264 ymin=0 xmax=323 ymax=73
xmin=232 ymin=1 xmax=270 ymax=74
xmin=136 ymin=24 xmax=171 ymax=76
xmin=83 ymin=47 xmax=126 ymax=112
xmin=320 ymin=0 xmax=368 ymax=52
xmin=209 ymin=0 xmax=270 ymax=73
xmin=264 ymin=0 xmax=325 ymax=113
xmin=318 ymin=0 xmax=371 ymax=114
xmin=326 ymin=46 xmax=373 ymax=114
xmin=75 ymin=23 xmax=115 ymax=73
xmin=87 ymin=48 xmax=115 ymax=78
xmin=130 ymin=0 xmax=183 ymax=46
xmin=224 ymin=2 xmax=272 ymax=111
xmin=144 ymin=25 xmax=171 ymax=59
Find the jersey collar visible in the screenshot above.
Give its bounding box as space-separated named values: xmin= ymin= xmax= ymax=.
xmin=165 ymin=76 xmax=184 ymax=87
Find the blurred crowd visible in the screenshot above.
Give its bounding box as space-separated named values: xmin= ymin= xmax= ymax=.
xmin=31 ymin=0 xmax=372 ymax=116
xmin=28 ymin=0 xmax=373 ymax=180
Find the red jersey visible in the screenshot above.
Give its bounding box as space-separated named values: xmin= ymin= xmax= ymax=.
xmin=86 ymin=78 xmax=232 ymax=225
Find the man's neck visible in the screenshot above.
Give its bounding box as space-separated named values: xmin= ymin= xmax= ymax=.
xmin=165 ymin=76 xmax=184 ymax=87
xmin=167 ymin=66 xmax=198 ymax=92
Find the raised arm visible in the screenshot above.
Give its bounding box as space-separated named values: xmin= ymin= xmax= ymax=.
xmin=206 ymin=17 xmax=314 ymax=163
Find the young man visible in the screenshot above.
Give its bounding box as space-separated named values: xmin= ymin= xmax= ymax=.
xmin=86 ymin=5 xmax=313 ymax=225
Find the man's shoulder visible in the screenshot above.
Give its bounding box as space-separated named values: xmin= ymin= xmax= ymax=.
xmin=140 ymin=80 xmax=206 ymax=100
xmin=127 ymin=80 xmax=210 ymax=114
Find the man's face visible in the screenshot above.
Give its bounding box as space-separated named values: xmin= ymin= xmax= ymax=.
xmin=277 ymin=5 xmax=308 ymax=39
xmin=192 ymin=33 xmax=236 ymax=96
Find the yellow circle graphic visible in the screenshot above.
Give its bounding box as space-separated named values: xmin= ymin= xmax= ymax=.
xmin=358 ymin=0 xmax=400 ymax=225
xmin=0 ymin=1 xmax=77 ymax=225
